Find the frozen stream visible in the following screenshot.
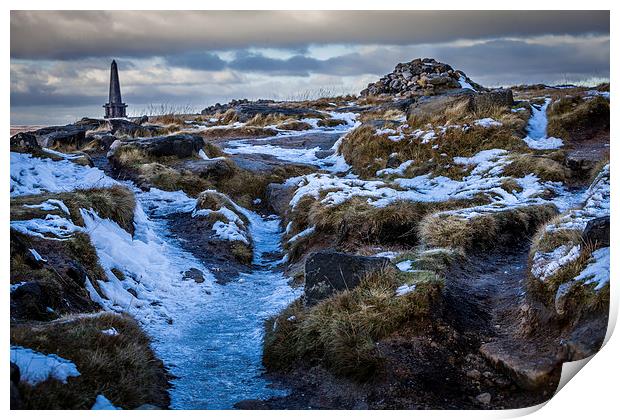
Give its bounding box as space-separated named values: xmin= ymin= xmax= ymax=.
xmin=11 ymin=151 xmax=300 ymax=409
xmin=146 ymin=199 xmax=301 ymax=409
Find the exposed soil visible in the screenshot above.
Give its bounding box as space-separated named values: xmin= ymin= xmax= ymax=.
xmin=241 ymin=246 xmax=559 ymax=409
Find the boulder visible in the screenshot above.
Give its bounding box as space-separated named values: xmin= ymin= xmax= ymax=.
xmin=11 ymin=281 xmax=58 ymax=321
xmin=176 ymin=158 xmax=235 ymax=178
xmin=11 ymin=362 xmax=20 ymax=384
xmin=10 ymin=382 xmax=22 ymax=410
xmin=472 ymin=89 xmax=514 ymax=110
xmin=183 ymin=268 xmax=206 ymax=284
xmin=304 ymin=251 xmax=392 ymax=306
xmin=582 ymin=216 xmax=610 ymax=247
xmin=10 ymin=132 xmax=40 ymax=152
xmin=407 ymin=89 xmax=476 ymax=121
xmin=265 ymin=183 xmax=296 ymax=216
xmin=117 ymin=134 xmax=204 ymax=160
xmin=34 ymin=125 xmax=88 ymax=150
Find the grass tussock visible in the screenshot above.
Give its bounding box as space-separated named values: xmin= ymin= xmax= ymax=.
xmin=317 ymin=118 xmax=348 ymax=127
xmin=200 ymin=126 xmax=278 ymax=141
xmin=11 ymin=186 xmax=136 ymax=235
xmin=263 ymin=267 xmax=443 ymax=380
xmin=276 ymin=120 xmax=313 ymax=131
xmin=10 ymin=229 xmax=105 ymax=320
xmin=11 ymin=313 xmax=169 ymax=409
xmin=419 ymin=204 xmax=558 ymax=250
xmin=148 ymin=113 xmax=188 ymax=126
xmin=340 ymin=122 xmax=527 ymax=179
xmin=547 ymin=95 xmax=610 ymax=141
xmin=503 ymin=153 xmax=573 ymax=183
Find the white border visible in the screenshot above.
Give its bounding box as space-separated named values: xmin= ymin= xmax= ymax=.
xmin=3 ymin=2 xmax=616 ymax=419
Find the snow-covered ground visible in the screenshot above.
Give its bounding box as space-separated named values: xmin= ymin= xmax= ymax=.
xmin=522 ymin=98 xmax=564 ymax=150
xmin=10 ymin=151 xmax=299 ymax=408
xmin=223 ymin=111 xmax=357 ymax=172
xmin=11 ymin=346 xmax=81 ymax=385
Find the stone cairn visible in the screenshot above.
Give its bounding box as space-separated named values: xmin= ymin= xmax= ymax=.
xmin=360 ymin=58 xmax=486 ymax=97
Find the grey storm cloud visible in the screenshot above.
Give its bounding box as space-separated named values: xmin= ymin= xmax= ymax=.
xmin=11 ymin=10 xmax=609 ymax=60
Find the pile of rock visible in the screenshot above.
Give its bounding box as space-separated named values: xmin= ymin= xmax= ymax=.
xmin=360 ymin=58 xmax=486 ymax=97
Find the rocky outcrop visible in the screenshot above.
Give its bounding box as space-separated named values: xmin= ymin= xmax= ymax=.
xmin=201 ymin=99 xmax=324 ymax=122
xmin=174 ymin=158 xmax=235 ymax=178
xmin=582 ymin=216 xmax=610 ymax=247
xmin=407 ymin=88 xmax=514 ymax=121
xmin=361 ymin=58 xmax=486 ymax=97
xmin=110 ymin=134 xmax=204 ymax=161
xmin=10 ymin=132 xmax=40 ymax=152
xmin=304 ymin=251 xmax=392 ymax=305
xmin=265 ymin=183 xmax=296 ymax=216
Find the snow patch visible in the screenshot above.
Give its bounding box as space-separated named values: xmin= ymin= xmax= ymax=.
xmin=11 ymin=346 xmax=80 ymax=385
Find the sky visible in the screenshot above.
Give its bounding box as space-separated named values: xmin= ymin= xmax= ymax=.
xmin=10 ymin=10 xmax=610 ymax=125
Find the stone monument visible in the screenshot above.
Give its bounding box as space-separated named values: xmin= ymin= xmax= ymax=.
xmin=103 ymin=60 xmax=127 ymax=118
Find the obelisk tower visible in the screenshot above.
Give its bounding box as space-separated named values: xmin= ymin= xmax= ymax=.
xmin=103 ymin=60 xmax=127 ymax=118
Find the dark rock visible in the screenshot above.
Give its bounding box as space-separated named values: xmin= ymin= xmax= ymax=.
xmin=201 ymin=99 xmax=324 ymax=121
xmin=113 ymin=134 xmax=204 ymax=160
xmin=66 ymin=263 xmax=88 ymax=286
xmin=108 ymin=118 xmax=160 ymax=137
xmin=304 ymin=251 xmax=392 ymax=306
xmin=183 ymin=268 xmax=206 ymax=283
xmin=127 ymin=288 xmax=139 ymax=298
xmin=582 ymin=216 xmax=610 ymax=247
xmin=475 ymin=392 xmax=492 ymax=405
xmin=266 ymin=183 xmax=296 ymax=216
xmin=407 ymin=90 xmax=476 ymax=121
xmin=386 ymin=154 xmax=402 ymax=168
xmin=472 ymin=89 xmax=514 ymax=110
xmin=11 ymin=281 xmax=58 ymax=321
xmin=176 ymin=158 xmax=235 ymax=178
xmin=11 ymin=362 xmax=20 ymax=384
xmin=11 ymin=381 xmax=22 ymax=409
xmin=10 ymin=132 xmax=40 ymax=151
xmin=34 ymin=125 xmax=88 ymax=150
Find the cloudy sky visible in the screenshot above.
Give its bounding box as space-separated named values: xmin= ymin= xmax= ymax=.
xmin=11 ymin=10 xmax=609 ymax=125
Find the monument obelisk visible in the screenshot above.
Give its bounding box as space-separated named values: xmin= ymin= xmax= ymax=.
xmin=103 ymin=60 xmax=127 ymax=118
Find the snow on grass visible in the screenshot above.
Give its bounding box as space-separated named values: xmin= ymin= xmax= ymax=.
xmin=474 ymin=118 xmax=502 ymax=128
xmin=522 ymin=98 xmax=564 ymax=150
xmin=10 ymin=282 xmax=28 ymax=293
xmin=395 ymin=284 xmax=417 ymax=296
xmin=396 ymin=260 xmax=414 ymax=272
xmin=286 ymin=225 xmax=316 ymax=244
xmin=376 ymin=160 xmax=415 ymax=177
xmin=285 ymin=148 xmax=553 ymax=210
xmin=24 ymin=198 xmax=70 ymax=215
xmin=29 ymin=248 xmax=47 ymax=262
xmin=574 ymin=247 xmax=610 ymax=290
xmin=81 ymin=204 xmax=213 ymax=323
xmin=11 ymin=346 xmax=81 ymax=385
xmin=546 ymin=164 xmax=610 ymax=233
xmin=531 ymin=244 xmax=581 ymax=281
xmin=212 ymin=220 xmax=249 ymax=243
xmin=92 ymin=394 xmax=120 ymax=410
xmin=11 ymin=214 xmax=83 ymax=241
xmin=101 ymin=327 xmax=119 ymax=336
xmin=10 ymin=152 xmax=116 ymax=197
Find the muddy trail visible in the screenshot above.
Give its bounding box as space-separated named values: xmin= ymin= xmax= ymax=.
xmin=249 ymin=246 xmax=558 ymax=410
